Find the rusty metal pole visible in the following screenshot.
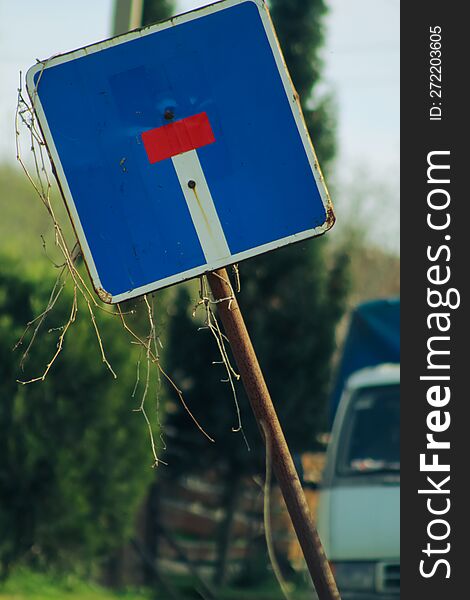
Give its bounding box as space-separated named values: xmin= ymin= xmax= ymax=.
xmin=207 ymin=268 xmax=341 ymax=600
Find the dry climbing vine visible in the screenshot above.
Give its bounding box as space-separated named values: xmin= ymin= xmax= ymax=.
xmin=14 ymin=62 xmax=248 ymax=467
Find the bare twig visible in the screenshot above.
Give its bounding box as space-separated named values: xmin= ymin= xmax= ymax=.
xmin=118 ymin=303 xmax=215 ymax=445
xmin=14 ymin=61 xmax=219 ymax=468
xmin=193 ymin=274 xmax=249 ymax=449
xmin=17 ymin=285 xmax=78 ymax=385
xmin=15 ymin=68 xmax=117 ymax=382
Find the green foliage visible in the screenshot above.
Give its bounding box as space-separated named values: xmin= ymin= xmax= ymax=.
xmin=0 ymin=14 xmax=175 ymax=574
xmin=0 ymin=567 xmax=314 ymax=600
xmin=0 ymin=258 xmax=155 ymax=575
xmin=0 ymin=568 xmax=150 ymax=599
xmin=0 ymin=164 xmax=73 ymax=264
xmin=239 ymin=242 xmax=349 ymax=452
xmin=270 ymin=0 xmax=336 ymax=168
xmin=142 ymin=0 xmax=176 ymax=26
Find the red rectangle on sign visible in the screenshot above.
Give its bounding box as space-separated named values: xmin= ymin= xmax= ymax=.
xmin=141 ymin=112 xmax=215 ymax=163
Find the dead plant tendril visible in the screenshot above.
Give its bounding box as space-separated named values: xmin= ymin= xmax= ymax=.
xmin=14 ymin=64 xmax=216 ymax=467
xmin=193 ymin=270 xmax=250 ymax=451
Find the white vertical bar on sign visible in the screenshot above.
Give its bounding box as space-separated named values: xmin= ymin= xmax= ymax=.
xmin=172 ymin=149 xmax=231 ymax=263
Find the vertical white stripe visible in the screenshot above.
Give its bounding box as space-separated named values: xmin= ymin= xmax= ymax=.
xmin=172 ymin=150 xmax=231 ymax=263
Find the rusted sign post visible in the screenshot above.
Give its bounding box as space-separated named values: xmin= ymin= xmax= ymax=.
xmin=208 ymin=269 xmax=340 ymax=600
xmin=27 ymin=1 xmax=341 ymax=597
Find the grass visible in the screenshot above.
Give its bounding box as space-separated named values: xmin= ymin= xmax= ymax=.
xmin=0 ymin=569 xmax=316 ymax=600
xmin=0 ymin=570 xmax=150 ymax=600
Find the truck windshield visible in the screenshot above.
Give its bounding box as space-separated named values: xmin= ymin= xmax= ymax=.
xmin=338 ymin=384 xmax=400 ymax=474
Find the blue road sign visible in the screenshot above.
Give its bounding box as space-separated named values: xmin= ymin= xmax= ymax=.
xmin=27 ymin=0 xmax=334 ymax=304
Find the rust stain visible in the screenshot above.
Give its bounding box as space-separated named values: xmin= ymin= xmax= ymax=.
xmin=192 ymin=186 xmax=212 ymax=234
xmin=97 ymin=287 xmax=112 ymax=304
xmin=326 ymin=205 xmax=336 ymax=230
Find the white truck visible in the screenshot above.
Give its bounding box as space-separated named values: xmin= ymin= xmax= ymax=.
xmin=317 ymin=364 xmax=400 ymax=599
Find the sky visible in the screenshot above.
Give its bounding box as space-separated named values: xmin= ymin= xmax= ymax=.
xmin=0 ymin=0 xmax=399 ymax=251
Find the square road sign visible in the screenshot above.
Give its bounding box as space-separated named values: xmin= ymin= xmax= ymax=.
xmin=27 ymin=0 xmax=334 ymax=304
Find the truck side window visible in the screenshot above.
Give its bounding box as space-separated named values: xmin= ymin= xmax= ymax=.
xmin=337 ymin=385 xmax=400 ymax=475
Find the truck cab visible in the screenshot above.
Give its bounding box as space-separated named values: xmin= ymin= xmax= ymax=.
xmin=317 ymin=364 xmax=400 ymax=599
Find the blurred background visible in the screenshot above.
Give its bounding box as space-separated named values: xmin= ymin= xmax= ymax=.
xmin=0 ymin=1 xmax=400 ymax=598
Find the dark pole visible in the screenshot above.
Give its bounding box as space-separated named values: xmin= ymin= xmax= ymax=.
xmin=207 ymin=268 xmax=341 ymax=600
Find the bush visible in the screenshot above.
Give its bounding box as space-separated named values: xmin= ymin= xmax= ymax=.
xmin=0 ymin=258 xmax=155 ymax=576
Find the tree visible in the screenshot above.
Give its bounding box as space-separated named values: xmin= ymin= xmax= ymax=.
xmin=160 ymin=0 xmax=349 ymax=587
xmin=0 ymin=258 xmax=155 ymax=577
xmin=270 ymin=0 xmax=336 ymax=168
xmin=142 ymin=0 xmax=175 ymax=25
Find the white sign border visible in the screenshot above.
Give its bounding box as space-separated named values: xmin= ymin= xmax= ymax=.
xmin=26 ymin=0 xmax=335 ymax=305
